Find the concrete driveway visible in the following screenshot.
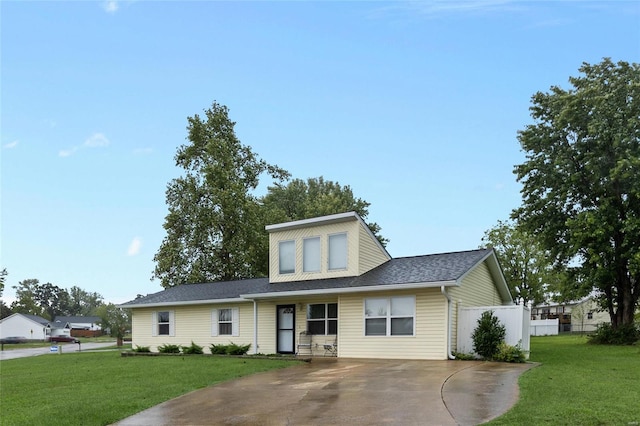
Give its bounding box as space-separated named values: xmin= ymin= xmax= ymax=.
xmin=115 ymin=358 xmax=534 ymax=426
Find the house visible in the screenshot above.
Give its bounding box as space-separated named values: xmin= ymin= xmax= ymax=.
xmin=0 ymin=313 xmax=50 ymax=341
xmin=532 ymin=297 xmax=610 ymax=334
xmin=53 ymin=316 xmax=103 ymax=337
xmin=121 ymin=212 xmax=515 ymax=360
xmin=49 ymin=320 xmax=72 ymax=338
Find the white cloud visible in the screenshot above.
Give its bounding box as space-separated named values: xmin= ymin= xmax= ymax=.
xmin=103 ymin=1 xmax=119 ymax=14
xmin=84 ymin=133 xmax=110 ymax=148
xmin=3 ymin=140 xmax=19 ymax=149
xmin=58 ymin=147 xmax=78 ymax=157
xmin=127 ymin=237 xmax=142 ymax=256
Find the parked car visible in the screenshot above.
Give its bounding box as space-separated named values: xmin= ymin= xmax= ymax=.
xmin=0 ymin=336 xmax=27 ymax=344
xmin=49 ymin=335 xmax=80 ymax=343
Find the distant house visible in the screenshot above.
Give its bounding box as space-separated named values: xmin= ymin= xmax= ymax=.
xmin=53 ymin=316 xmax=102 ymax=337
xmin=49 ymin=320 xmax=72 ymax=338
xmin=121 ymin=212 xmax=519 ymax=360
xmin=0 ymin=313 xmax=50 ymax=341
xmin=531 ymin=297 xmax=611 ymax=333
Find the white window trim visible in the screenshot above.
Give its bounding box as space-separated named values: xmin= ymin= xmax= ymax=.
xmin=152 ymin=310 xmax=175 ymax=337
xmin=211 ymin=307 xmax=239 ymax=337
xmin=363 ymin=296 xmax=415 ymax=337
xmin=279 ymin=240 xmax=296 ymax=274
xmin=303 ymin=236 xmax=321 ymax=273
xmin=306 ymin=303 xmax=338 ymax=336
xmin=328 ymin=232 xmax=348 ymax=271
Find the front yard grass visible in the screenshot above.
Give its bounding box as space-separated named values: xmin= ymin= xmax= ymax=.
xmin=488 ymin=334 xmax=640 ymax=425
xmin=0 ymin=351 xmax=299 ymax=426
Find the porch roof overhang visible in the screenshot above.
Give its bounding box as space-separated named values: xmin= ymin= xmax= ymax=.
xmin=241 ymin=280 xmax=458 ymax=300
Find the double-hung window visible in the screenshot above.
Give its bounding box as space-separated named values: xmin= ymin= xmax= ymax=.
xmin=307 ymin=303 xmax=338 ymax=335
xmin=152 ymin=310 xmax=174 ymax=336
xmin=212 ymin=307 xmax=239 ymax=336
xmin=279 ymin=240 xmax=295 ymax=274
xmin=328 ymin=233 xmax=347 ymax=270
xmin=364 ymin=296 xmax=415 ymax=336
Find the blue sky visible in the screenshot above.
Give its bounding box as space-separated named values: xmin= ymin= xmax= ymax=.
xmin=2 ymin=1 xmax=638 ymax=305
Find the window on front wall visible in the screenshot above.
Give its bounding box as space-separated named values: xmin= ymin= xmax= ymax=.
xmin=364 ymin=296 xmax=415 ymax=336
xmin=212 ymin=307 xmax=239 ymax=336
xmin=307 ymin=303 xmax=338 ymax=335
xmin=587 ymin=312 xmax=593 ymax=320
xmin=152 ymin=310 xmax=174 ymax=336
xmin=303 ymin=237 xmax=321 ymax=273
xmin=279 ymin=240 xmax=295 ymax=274
xmin=328 ymin=233 xmax=347 ymax=270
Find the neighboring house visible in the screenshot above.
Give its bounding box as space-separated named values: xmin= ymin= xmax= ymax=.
xmin=53 ymin=316 xmax=103 ymax=337
xmin=531 ymin=297 xmax=611 ymax=333
xmin=0 ymin=313 xmax=50 ymax=341
xmin=49 ymin=320 xmax=72 ymax=338
xmin=121 ymin=212 xmax=514 ymax=360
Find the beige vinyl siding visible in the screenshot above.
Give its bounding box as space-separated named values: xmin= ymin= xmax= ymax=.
xmin=269 ymin=221 xmax=360 ymax=283
xmin=255 ymin=300 xmax=277 ymax=355
xmin=448 ymin=260 xmax=504 ymax=352
xmin=337 ymin=288 xmax=448 ymax=360
xmin=131 ymin=303 xmax=254 ymax=353
xmin=358 ymin=225 xmax=390 ymax=275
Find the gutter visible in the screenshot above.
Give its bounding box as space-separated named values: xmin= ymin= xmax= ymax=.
xmin=441 ymin=286 xmax=456 ymax=360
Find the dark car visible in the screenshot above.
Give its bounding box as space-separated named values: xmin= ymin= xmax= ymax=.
xmin=0 ymin=336 xmax=27 ymax=344
xmin=49 ymin=335 xmax=80 ymax=343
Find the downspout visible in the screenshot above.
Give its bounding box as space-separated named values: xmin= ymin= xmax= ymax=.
xmin=253 ymin=300 xmax=258 ymax=355
xmin=441 ymin=286 xmax=456 ymax=360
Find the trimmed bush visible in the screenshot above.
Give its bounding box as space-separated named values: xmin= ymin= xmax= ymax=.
xmin=158 ymin=343 xmax=181 ymax=354
xmin=132 ymin=345 xmax=151 ymax=353
xmin=471 ymin=310 xmax=506 ymax=360
xmin=209 ymin=342 xmax=251 ymax=355
xmin=588 ymin=322 xmax=640 ymax=345
xmin=182 ymin=341 xmax=204 ymax=354
xmin=452 ymin=352 xmax=477 ymax=360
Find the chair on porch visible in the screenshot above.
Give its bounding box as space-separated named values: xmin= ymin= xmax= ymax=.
xmin=323 ymin=337 xmax=337 ymax=357
xmin=296 ymin=331 xmax=312 ymax=356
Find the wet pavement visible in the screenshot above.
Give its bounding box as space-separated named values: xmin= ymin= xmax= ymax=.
xmin=114 ymin=358 xmax=535 ymax=426
xmin=0 ymin=341 xmax=118 ymax=360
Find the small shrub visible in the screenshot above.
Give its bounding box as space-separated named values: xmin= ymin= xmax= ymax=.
xmin=210 ymin=344 xmax=227 ymax=354
xmin=452 ymin=352 xmax=477 ymax=360
xmin=471 ymin=310 xmax=506 ymax=360
xmin=132 ymin=345 xmax=151 ymax=353
xmin=209 ymin=342 xmax=251 ymax=355
xmin=493 ymin=342 xmax=526 ymax=363
xmin=588 ymin=323 xmax=639 ymax=345
xmin=158 ymin=343 xmax=181 ymax=354
xmin=226 ymin=342 xmax=251 ymax=355
xmin=182 ymin=341 xmax=204 ymax=354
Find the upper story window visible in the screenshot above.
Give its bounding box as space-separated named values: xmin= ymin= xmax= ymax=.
xmin=328 ymin=233 xmax=347 ymax=270
xmin=279 ymin=240 xmax=295 ymax=274
xmin=303 ymin=237 xmax=321 ymax=273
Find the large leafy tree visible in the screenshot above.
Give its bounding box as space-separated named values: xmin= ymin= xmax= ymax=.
xmin=10 ymin=279 xmax=72 ymax=320
xmin=95 ymin=303 xmax=130 ymax=346
xmin=481 ymin=220 xmax=551 ymax=306
xmin=513 ymin=58 xmax=640 ymax=329
xmin=153 ymin=102 xmax=290 ymax=288
xmin=68 ymin=286 xmax=104 ymax=316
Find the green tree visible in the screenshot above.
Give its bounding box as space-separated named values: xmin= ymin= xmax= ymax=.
xmin=0 ymin=268 xmax=7 ymax=297
xmin=10 ymin=279 xmax=45 ymax=317
xmin=96 ymin=303 xmax=130 ymax=346
xmin=513 ymin=58 xmax=640 ymax=329
xmin=33 ymin=282 xmax=71 ymax=320
xmin=153 ymin=102 xmax=290 ymax=288
xmin=481 ymin=220 xmax=553 ymax=306
xmin=68 ymin=286 xmax=104 ymax=316
xmin=471 ymin=310 xmax=506 ymax=359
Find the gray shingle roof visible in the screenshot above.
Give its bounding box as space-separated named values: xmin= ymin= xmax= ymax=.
xmin=53 ymin=316 xmax=101 ymax=324
xmin=121 ymin=249 xmax=495 ymax=307
xmin=21 ymin=314 xmax=50 ymax=325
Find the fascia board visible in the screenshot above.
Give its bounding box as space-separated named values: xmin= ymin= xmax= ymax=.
xmin=118 ymin=297 xmax=248 ymax=309
xmin=241 ymin=280 xmax=458 ymax=299
xmin=265 ymin=211 xmax=358 ymax=232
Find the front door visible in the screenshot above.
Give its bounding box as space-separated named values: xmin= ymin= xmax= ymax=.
xmin=277 ymin=305 xmax=295 ymax=354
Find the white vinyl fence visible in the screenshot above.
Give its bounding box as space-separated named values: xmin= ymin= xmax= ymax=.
xmin=530 ymin=319 xmax=559 ymax=336
xmin=457 ymin=304 xmax=531 ymax=359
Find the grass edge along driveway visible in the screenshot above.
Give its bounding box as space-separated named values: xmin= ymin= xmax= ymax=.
xmin=0 ymin=352 xmax=299 ymax=426
xmin=487 ymin=334 xmax=640 ymax=425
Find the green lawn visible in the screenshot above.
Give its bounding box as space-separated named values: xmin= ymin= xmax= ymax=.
xmin=488 ymin=334 xmax=640 ymax=425
xmin=0 ymin=352 xmax=299 ymax=426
